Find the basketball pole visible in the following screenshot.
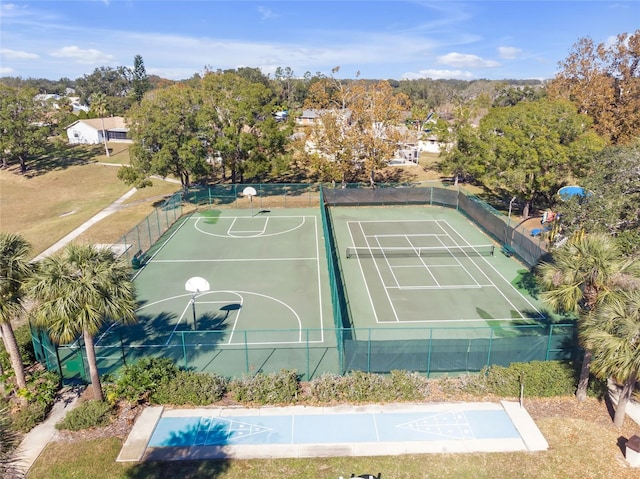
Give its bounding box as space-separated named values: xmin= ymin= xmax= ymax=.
xmin=191 ymin=290 xmax=198 ymax=329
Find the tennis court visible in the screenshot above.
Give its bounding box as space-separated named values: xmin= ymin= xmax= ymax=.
xmin=330 ymin=206 xmax=545 ymax=333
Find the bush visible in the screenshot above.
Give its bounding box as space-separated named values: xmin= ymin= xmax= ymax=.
xmin=152 ymin=371 xmax=227 ymax=406
xmin=229 ymin=370 xmax=299 ymax=404
xmin=309 ymin=371 xmax=399 ymax=403
xmin=481 ymin=361 xmax=576 ymax=397
xmin=11 ymin=401 xmax=48 ymax=433
xmin=17 ymin=370 xmax=60 ymax=407
xmin=56 ymin=400 xmax=113 ymax=431
xmin=107 ymin=357 xmax=179 ymax=404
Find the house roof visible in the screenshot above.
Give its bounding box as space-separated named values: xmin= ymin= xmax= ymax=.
xmin=65 ymin=116 xmax=128 ymax=131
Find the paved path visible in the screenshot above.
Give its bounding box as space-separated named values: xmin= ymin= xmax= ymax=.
xmin=13 ymin=388 xmax=82 ymax=476
xmin=32 ymin=187 xmax=138 ymax=262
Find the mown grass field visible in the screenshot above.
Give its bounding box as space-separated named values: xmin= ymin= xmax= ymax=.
xmin=0 ymin=143 xmax=180 ymax=258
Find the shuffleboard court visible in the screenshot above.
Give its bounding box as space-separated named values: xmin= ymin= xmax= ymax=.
xmin=118 ymin=402 xmax=548 ymax=462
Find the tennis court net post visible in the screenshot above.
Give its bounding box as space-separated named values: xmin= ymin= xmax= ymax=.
xmin=345 ymin=244 xmax=495 ymax=258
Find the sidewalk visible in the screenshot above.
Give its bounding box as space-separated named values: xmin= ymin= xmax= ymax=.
xmin=13 ymin=388 xmax=82 ymax=476
xmin=32 ymin=188 xmax=138 ymax=262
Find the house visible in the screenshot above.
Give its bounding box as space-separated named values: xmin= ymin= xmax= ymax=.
xmin=65 ymin=117 xmax=131 ymax=145
xmin=295 ymin=109 xmax=321 ymax=126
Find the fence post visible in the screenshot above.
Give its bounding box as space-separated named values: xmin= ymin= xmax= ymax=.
xmin=178 ymin=332 xmax=187 ymax=369
xmin=487 ymin=328 xmax=494 ymax=368
xmin=244 ymin=330 xmax=249 ymax=375
xmin=367 ymin=328 xmax=372 ymax=373
xmin=306 ymin=329 xmax=310 ymax=381
xmin=546 ymin=324 xmax=554 ymax=361
xmin=426 ymin=328 xmax=433 ymax=378
xmin=155 ymin=208 xmax=161 ymax=239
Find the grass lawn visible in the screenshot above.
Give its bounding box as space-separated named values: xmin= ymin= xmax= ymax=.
xmin=26 ymin=397 xmax=640 ymax=479
xmin=0 ymin=143 xmax=179 ymax=258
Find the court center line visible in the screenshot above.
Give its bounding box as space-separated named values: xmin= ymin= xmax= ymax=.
xmin=437 ymin=220 xmax=540 ymax=319
xmin=375 ymin=235 xmax=402 ymax=289
xmin=358 ymin=222 xmax=401 ymax=323
xmin=433 ymin=223 xmax=482 ymax=288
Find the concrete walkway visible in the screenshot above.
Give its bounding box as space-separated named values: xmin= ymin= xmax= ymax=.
xmin=13 ymin=387 xmax=82 ymax=476
xmin=32 ymin=187 xmax=138 ymax=262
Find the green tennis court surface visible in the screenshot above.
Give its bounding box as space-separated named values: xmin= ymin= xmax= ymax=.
xmin=330 ymin=206 xmax=547 ymax=333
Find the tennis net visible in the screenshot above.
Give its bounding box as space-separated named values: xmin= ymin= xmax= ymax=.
xmin=345 ymin=244 xmax=495 ymax=258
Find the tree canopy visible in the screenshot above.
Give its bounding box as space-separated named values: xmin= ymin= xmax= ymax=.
xmin=0 ymin=84 xmax=48 ymax=173
xmin=476 ymin=99 xmax=604 ymax=217
xmin=548 ymin=30 xmax=640 ymax=145
xmin=124 ymin=84 xmax=207 ymax=189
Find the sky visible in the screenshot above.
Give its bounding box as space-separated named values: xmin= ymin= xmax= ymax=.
xmin=0 ymin=0 xmax=638 ymax=81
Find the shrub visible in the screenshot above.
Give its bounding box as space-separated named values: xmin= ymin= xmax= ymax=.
xmin=55 ymin=400 xmax=113 ymax=431
xmin=229 ymin=370 xmax=299 ymax=404
xmin=107 ymin=357 xmax=179 ymax=404
xmin=152 ymin=371 xmax=227 ymax=405
xmin=309 ymin=371 xmax=395 ymax=403
xmin=11 ymin=401 xmax=48 ymax=433
xmin=481 ymin=361 xmax=576 ymax=397
xmin=389 ymin=370 xmax=430 ymax=401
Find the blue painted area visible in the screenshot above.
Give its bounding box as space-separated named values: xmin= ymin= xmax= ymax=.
xmin=148 ymin=409 xmax=520 ymax=448
xmin=558 ymin=185 xmax=588 ymax=201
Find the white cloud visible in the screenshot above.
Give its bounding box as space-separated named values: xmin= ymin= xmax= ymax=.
xmin=0 ymin=66 xmax=16 ymax=74
xmin=498 ymin=46 xmax=522 ymax=60
xmin=402 ymin=69 xmax=475 ymax=80
xmin=50 ymin=46 xmax=114 ymax=65
xmin=0 ymin=48 xmax=39 ymax=59
xmin=437 ymin=52 xmax=500 ymax=68
xmin=257 ymin=6 xmax=278 ymax=21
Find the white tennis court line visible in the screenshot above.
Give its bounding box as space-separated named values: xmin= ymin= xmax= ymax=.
xmin=358 ymin=221 xmax=402 ymax=322
xmin=347 ymin=218 xmax=543 ymax=324
xmin=435 ymin=220 xmax=545 ymax=320
xmin=433 ymin=224 xmax=482 ymax=288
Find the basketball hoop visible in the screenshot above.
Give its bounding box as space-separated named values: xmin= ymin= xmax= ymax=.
xmin=242 ymin=186 xmax=257 ymax=216
xmin=185 ymin=277 xmax=210 ymax=329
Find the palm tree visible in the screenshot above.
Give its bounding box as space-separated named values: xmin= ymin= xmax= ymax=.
xmin=29 ymin=243 xmax=137 ymax=401
xmin=582 ymin=289 xmax=640 ymax=427
xmin=0 ymin=232 xmax=33 ymax=390
xmin=90 ymin=92 xmax=110 ymax=157
xmin=537 ymin=233 xmax=640 ymax=401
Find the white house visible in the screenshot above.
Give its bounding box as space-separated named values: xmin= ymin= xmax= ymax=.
xmin=65 ymin=117 xmax=131 ymax=145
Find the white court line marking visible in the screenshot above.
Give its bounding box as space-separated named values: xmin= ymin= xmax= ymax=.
xmin=437 ymin=220 xmax=544 ymax=320
xmin=228 ymin=217 xmax=268 ymax=237
xmin=131 ymin=214 xmax=191 ymax=280
xmin=433 ymin=223 xmax=481 ymax=287
xmin=313 ymin=216 xmax=324 ymax=342
xmin=193 ymin=215 xmax=308 ymax=238
xmin=347 ymin=222 xmax=379 ymax=323
xmin=375 ymin=235 xmax=402 ymax=289
xmin=358 ymin=222 xmax=401 ymax=323
xmin=153 ymin=258 xmax=317 ymax=262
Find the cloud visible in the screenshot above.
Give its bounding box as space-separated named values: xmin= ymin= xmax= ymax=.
xmin=0 ymin=67 xmax=15 ymax=74
xmin=50 ymin=46 xmax=114 ymax=64
xmin=257 ymin=6 xmax=278 ymax=21
xmin=0 ymin=48 xmax=39 ymax=60
xmin=437 ymin=52 xmax=500 ymax=68
xmin=402 ymin=69 xmax=475 ymax=80
xmin=498 ymin=46 xmax=522 ymax=60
